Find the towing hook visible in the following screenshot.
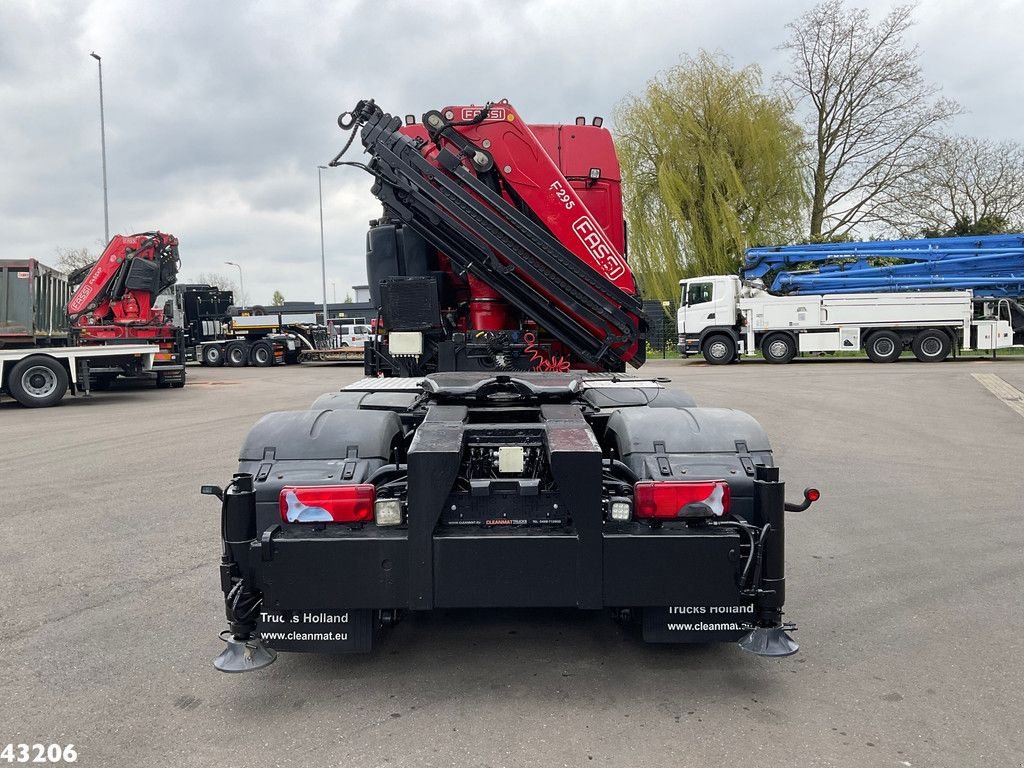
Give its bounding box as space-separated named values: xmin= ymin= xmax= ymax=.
xmin=784 ymin=487 xmax=821 ymax=512
xmin=338 ymin=98 xmax=375 ymax=130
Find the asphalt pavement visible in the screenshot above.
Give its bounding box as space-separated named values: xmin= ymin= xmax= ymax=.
xmin=1 ymin=356 xmax=1022 ymax=768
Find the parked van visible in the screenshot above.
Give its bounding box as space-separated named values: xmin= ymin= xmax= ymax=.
xmin=337 ymin=324 xmax=373 ymax=347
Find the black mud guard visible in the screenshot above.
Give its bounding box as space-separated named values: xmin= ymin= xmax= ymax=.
xmin=581 ymin=387 xmax=696 ymax=410
xmin=240 ymin=409 xmax=403 ymax=463
xmin=310 ymin=390 xmax=422 ymax=412
xmin=605 ymin=406 xmax=773 ymax=521
xmin=310 ymin=391 xmax=368 ymax=410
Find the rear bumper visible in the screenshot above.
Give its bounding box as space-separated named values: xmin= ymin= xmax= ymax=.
xmin=253 ymin=524 xmax=744 ymax=611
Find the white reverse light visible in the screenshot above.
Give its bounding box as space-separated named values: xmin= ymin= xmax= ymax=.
xmin=375 ymin=498 xmax=403 ymax=526
xmin=609 ymin=498 xmax=632 ymax=522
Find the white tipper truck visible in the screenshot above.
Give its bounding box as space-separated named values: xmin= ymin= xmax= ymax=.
xmin=676 ymin=275 xmax=1021 ymax=364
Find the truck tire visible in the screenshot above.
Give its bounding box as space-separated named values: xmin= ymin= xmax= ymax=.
xmin=701 ymin=334 xmax=735 ymax=365
xmin=762 ymin=333 xmax=797 ymax=364
xmin=8 ymin=356 xmax=69 ymax=407
xmin=226 ymin=341 xmax=249 ymax=367
xmin=911 ymin=329 xmax=950 ymax=363
xmin=201 ymin=344 xmax=224 ymax=367
xmin=865 ymin=330 xmax=902 ymax=363
xmin=251 ymin=341 xmax=274 ymax=367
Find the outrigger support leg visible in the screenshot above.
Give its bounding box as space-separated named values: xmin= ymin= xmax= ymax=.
xmin=738 ymin=465 xmax=800 ymax=658
xmin=205 ymin=475 xmax=277 ymax=673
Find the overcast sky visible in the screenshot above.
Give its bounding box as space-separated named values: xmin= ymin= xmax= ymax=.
xmin=2 ymin=0 xmax=1021 ymax=305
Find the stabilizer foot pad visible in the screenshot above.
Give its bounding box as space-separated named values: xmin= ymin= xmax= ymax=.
xmin=214 ymin=636 xmax=277 ymax=673
xmin=738 ymin=626 xmax=799 ymax=657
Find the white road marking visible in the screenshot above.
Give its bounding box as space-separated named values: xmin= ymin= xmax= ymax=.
xmin=972 ymin=373 xmax=1024 ymax=419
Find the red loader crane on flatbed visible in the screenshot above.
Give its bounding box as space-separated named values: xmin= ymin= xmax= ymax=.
xmin=203 ymin=100 xmax=819 ymax=672
xmin=67 ymin=231 xmax=186 ymax=389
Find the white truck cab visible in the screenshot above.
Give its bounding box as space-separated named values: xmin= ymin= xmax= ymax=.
xmin=676 ymin=276 xmax=743 ymax=363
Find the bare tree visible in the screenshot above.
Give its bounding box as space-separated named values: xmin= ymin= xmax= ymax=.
xmin=886 ymin=136 xmax=1024 ymax=237
xmin=54 ymin=246 xmax=97 ymax=274
xmin=780 ymin=1 xmax=961 ymax=239
xmin=193 ymin=271 xmax=241 ymax=301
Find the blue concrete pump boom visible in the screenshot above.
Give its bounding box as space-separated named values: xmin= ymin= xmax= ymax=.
xmin=744 ymin=234 xmax=1024 ymax=297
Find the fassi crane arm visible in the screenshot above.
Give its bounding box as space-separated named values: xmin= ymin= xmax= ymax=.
xmin=67 ymin=231 xmax=180 ymax=325
xmin=333 ymin=99 xmax=647 ymax=370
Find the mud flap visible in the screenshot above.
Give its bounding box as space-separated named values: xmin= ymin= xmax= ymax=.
xmin=257 ymin=609 xmax=374 ymax=653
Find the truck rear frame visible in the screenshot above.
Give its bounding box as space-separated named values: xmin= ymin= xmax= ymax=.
xmin=207 ymin=373 xmax=816 ymax=669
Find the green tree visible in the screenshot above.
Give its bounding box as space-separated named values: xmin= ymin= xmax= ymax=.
xmin=616 ymin=51 xmax=806 ymax=301
xmin=922 ymin=215 xmax=1013 ymax=239
xmin=271 ymin=290 xmax=285 ymax=306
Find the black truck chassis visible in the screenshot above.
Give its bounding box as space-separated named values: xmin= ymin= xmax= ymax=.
xmin=207 ymin=373 xmax=808 ymax=671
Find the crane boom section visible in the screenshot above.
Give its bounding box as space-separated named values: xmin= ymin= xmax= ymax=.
xmin=336 ymin=100 xmax=646 ymax=370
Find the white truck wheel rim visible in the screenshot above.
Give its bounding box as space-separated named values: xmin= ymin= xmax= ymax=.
xmin=23 ymin=366 xmax=57 ymax=397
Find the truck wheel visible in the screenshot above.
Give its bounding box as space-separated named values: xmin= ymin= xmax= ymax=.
xmin=201 ymin=345 xmax=224 ymax=367
xmin=226 ymin=342 xmax=249 ymax=367
xmin=8 ymin=356 xmax=69 ymax=407
xmin=251 ymin=341 xmax=274 ymax=367
xmin=701 ymin=334 xmax=735 ymax=365
xmin=911 ymin=329 xmax=950 ymax=362
xmin=865 ymin=330 xmax=902 ymax=363
xmin=762 ymin=333 xmax=797 ymax=364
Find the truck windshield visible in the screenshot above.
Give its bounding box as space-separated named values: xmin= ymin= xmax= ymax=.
xmin=685 ymin=282 xmax=713 ymax=306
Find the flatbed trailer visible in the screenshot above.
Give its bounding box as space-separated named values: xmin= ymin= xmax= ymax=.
xmin=0 ymin=344 xmax=158 ymax=407
xmin=301 ymin=346 xmax=365 ymax=363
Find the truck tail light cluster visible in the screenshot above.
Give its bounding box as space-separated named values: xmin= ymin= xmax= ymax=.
xmin=155 ymin=341 xmax=176 ymax=361
xmin=633 ymin=480 xmax=731 ymax=519
xmin=279 ymin=485 xmax=405 ymax=526
xmin=279 ymin=485 xmax=375 ymax=523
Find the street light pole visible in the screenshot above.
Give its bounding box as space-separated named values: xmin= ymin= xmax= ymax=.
xmin=224 ymin=261 xmax=245 ymax=311
xmin=90 ymin=52 xmax=110 ymax=245
xmin=318 ymin=165 xmax=329 ymax=330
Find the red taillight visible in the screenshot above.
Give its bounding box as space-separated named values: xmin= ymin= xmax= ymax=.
xmin=634 ymin=480 xmax=731 ymax=519
xmin=279 ymin=485 xmax=375 ymax=523
xmin=806 ymin=488 xmax=821 ymax=502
